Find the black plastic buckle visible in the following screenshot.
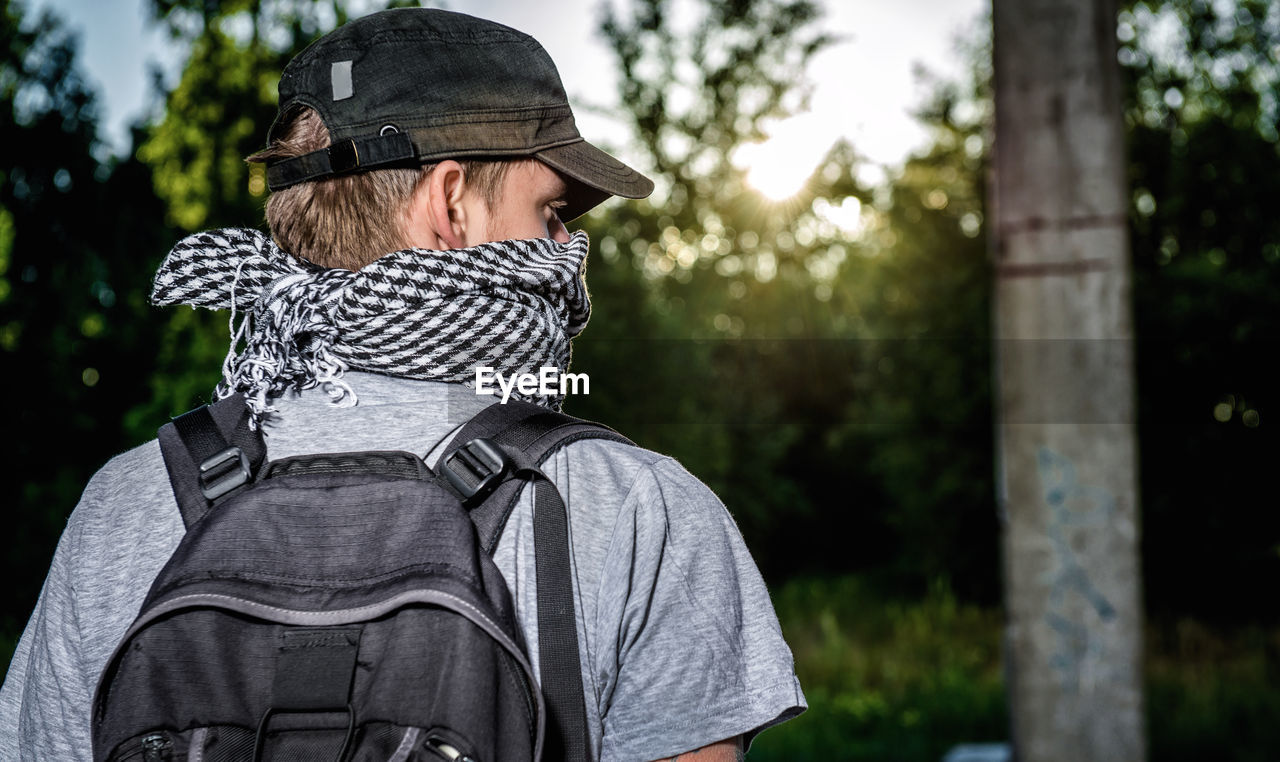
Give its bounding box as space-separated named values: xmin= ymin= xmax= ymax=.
xmin=328 ymin=138 xmax=360 ymax=174
xmin=442 ymin=438 xmax=510 ymax=507
xmin=199 ymin=446 xmax=251 ymax=500
xmin=254 ymin=703 xmax=354 ymax=762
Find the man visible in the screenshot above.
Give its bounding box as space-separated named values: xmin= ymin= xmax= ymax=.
xmin=0 ymin=8 xmax=805 ymax=760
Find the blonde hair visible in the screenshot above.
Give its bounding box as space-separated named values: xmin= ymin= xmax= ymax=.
xmin=247 ymin=108 xmax=510 ymax=270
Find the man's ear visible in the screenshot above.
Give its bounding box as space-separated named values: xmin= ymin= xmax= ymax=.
xmin=405 ymin=160 xmax=471 ymax=250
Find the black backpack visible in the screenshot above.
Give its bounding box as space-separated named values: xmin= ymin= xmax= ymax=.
xmin=91 ymin=395 xmax=631 ymax=762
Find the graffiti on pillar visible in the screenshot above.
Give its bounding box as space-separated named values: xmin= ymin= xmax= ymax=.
xmin=1036 ymin=447 xmax=1117 ymax=692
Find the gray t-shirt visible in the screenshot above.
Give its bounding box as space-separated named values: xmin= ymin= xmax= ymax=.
xmin=1 ymin=374 xmax=805 ymax=761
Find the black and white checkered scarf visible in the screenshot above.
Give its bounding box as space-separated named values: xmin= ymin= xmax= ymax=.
xmin=151 ymin=228 xmax=591 ymax=419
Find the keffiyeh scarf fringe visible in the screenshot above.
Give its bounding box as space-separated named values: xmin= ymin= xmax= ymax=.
xmin=151 ymin=228 xmax=592 ymax=421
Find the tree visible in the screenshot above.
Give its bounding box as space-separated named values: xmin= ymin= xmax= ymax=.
xmin=0 ymin=0 xmax=176 ymax=643
xmin=131 ymin=0 xmax=413 ymax=427
xmin=580 ymin=0 xmax=1004 ymax=601
xmin=837 ymin=30 xmax=998 ymax=602
xmin=574 ymin=0 xmax=882 ymax=579
xmin=1119 ymin=0 xmax=1280 ymax=624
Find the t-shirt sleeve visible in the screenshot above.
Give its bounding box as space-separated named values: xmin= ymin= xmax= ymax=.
xmin=0 ymin=498 xmax=96 ymax=761
xmin=0 ymin=443 xmax=178 ymax=762
xmin=592 ymin=456 xmax=805 ymax=761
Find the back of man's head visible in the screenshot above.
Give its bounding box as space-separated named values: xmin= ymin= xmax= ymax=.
xmin=249 ymin=109 xmax=513 ymax=269
xmin=247 ymin=8 xmax=653 ymax=270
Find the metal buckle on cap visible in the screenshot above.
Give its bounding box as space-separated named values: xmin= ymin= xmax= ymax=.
xmin=328 ymin=138 xmax=360 ymax=174
xmin=442 ymin=438 xmax=510 ymax=507
xmin=199 ymin=446 xmax=251 ymax=500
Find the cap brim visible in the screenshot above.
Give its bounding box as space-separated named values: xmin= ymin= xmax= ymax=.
xmin=535 ymin=140 xmax=654 ymax=222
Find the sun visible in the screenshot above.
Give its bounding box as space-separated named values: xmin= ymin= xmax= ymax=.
xmin=813 ymin=196 xmax=865 ymax=236
xmin=733 ymin=115 xmax=834 ymax=201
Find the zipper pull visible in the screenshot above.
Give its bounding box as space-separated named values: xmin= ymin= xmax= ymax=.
xmin=426 ymin=737 xmax=478 ymax=762
xmin=141 ymin=733 xmax=173 ymax=762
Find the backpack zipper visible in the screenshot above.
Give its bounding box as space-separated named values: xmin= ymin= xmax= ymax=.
xmin=99 ymin=589 xmax=544 ymax=758
xmin=425 ymin=738 xmax=467 ymax=761
xmin=141 ymin=733 xmax=173 ymax=762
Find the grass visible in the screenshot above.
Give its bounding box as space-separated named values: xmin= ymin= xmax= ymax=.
xmin=748 ymin=576 xmax=1280 ymax=762
xmin=748 ymin=576 xmax=1007 ymax=761
xmin=1145 ymin=619 xmax=1280 ymax=762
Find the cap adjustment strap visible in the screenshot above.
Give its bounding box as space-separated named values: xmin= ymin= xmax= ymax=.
xmin=266 ymin=131 xmax=415 ymax=190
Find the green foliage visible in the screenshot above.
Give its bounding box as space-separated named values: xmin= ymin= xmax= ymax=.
xmin=575 ymin=0 xmax=857 ymax=573
xmin=750 ymin=577 xmax=1280 ymax=761
xmin=0 ymin=628 xmax=15 ymax=682
xmin=828 ymin=24 xmax=997 ymax=601
xmin=581 ymin=0 xmax=996 ymax=594
xmin=137 ymin=27 xmax=275 ymax=232
xmin=138 ymin=0 xmax=360 ymax=230
xmin=0 ymin=0 xmax=177 ymax=636
xmin=1119 ymin=0 xmax=1280 ymax=622
xmin=128 ymin=1 xmax=366 ymax=430
xmin=750 ymin=576 xmax=1007 ymax=761
xmin=1146 ymin=619 xmax=1280 ymax=762
xmin=602 ymin=0 xmax=835 ymax=183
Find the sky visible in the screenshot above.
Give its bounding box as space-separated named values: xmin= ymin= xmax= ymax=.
xmin=30 ymin=0 xmax=987 ymax=195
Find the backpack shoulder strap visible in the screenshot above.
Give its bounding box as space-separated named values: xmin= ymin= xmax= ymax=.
xmin=156 ymin=393 xmax=267 ymax=529
xmin=436 ymin=401 xmax=632 ymax=762
xmin=436 ymin=400 xmax=633 ymax=554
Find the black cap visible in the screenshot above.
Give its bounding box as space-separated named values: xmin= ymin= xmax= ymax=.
xmin=265 ymin=8 xmax=653 ymax=221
